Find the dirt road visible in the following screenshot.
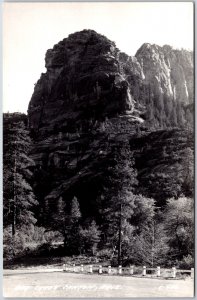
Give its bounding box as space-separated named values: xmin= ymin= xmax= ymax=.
xmin=3 ymin=269 xmax=194 ymax=297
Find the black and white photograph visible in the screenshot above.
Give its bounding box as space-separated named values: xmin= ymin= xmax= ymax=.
xmin=3 ymin=2 xmax=194 ymax=297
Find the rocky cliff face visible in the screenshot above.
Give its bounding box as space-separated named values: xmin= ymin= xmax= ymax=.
xmin=28 ymin=30 xmax=193 ymax=224
xmin=120 ymin=43 xmax=193 ymax=129
xmin=29 ymin=30 xmax=135 ymax=133
xmin=130 ymin=129 xmax=194 ymax=206
xmin=136 ymin=43 xmax=193 ymax=104
xmin=29 ymin=30 xmax=194 ymax=133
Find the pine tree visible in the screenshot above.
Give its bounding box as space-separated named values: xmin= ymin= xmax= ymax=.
xmin=3 ymin=114 xmax=38 ymax=258
xmin=50 ymin=196 xmax=67 ymax=235
xmin=177 ymin=103 xmax=185 ymax=127
xmin=70 ymin=196 xmax=81 ymax=222
xmin=63 ymin=196 xmax=82 ymax=254
xmin=99 ymin=141 xmax=138 ymax=265
xmin=3 ymin=114 xmax=38 ymax=238
xmin=79 ymin=220 xmax=101 ymax=255
xmin=131 ymin=220 xmax=169 ymax=267
xmin=181 ymin=147 xmax=194 ymax=196
xmin=185 ymin=106 xmax=193 ymax=130
xmin=145 ymin=85 xmax=155 ymax=128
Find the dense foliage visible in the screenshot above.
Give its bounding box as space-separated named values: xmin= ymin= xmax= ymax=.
xmin=3 ymin=113 xmax=38 ymax=257
xmin=132 ymin=83 xmax=193 ymax=131
xmin=3 ymin=113 xmax=194 ymax=269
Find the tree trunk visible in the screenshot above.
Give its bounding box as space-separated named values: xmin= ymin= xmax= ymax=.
xmin=118 ymin=202 xmax=122 ymax=266
xmin=12 ymin=202 xmax=16 ymax=236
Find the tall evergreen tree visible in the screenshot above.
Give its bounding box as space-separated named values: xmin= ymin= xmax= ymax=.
xmin=64 ymin=196 xmax=82 ymax=254
xmin=79 ymin=220 xmax=101 ymax=255
xmin=51 ymin=196 xmax=82 ymax=254
xmin=131 ymin=220 xmax=169 ymax=267
xmin=99 ymin=141 xmax=138 ymax=265
xmin=3 ymin=114 xmax=37 ymax=237
xmin=181 ymin=147 xmax=194 ymax=196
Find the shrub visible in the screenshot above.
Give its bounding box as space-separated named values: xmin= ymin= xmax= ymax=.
xmin=44 ymin=230 xmax=63 ymax=244
xmin=3 ymin=227 xmax=26 ymax=260
xmin=96 ymin=248 xmax=112 ymax=260
xmin=179 ymin=254 xmax=194 ymax=269
xmin=34 ymin=242 xmax=53 ymax=256
xmin=3 ymin=224 xmax=64 ymax=261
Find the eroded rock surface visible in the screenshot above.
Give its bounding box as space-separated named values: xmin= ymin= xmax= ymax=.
xmin=28 ymin=30 xmax=193 ymax=223
xmin=136 ymin=43 xmax=193 ymax=104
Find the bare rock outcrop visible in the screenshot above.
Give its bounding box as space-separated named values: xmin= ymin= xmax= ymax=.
xmin=28 ymin=30 xmax=193 ymax=224
xmin=135 ymin=43 xmax=193 ymax=104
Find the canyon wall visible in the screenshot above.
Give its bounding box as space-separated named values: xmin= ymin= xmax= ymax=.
xmin=27 ymin=30 xmax=194 ymax=224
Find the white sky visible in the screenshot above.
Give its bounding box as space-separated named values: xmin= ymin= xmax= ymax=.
xmin=3 ymin=2 xmax=194 ymax=113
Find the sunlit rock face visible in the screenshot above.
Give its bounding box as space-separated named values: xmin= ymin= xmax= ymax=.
xmin=135 ymin=43 xmax=193 ymax=104
xmin=28 ymin=30 xmax=193 ymax=224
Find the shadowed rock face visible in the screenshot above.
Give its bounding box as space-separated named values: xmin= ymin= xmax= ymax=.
xmin=130 ymin=129 xmax=194 ymax=206
xmin=28 ymin=30 xmax=193 ymax=224
xmin=28 ymin=30 xmax=144 ymax=218
xmin=28 ymin=30 xmax=135 ymax=133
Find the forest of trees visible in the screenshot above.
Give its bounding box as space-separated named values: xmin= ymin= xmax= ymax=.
xmin=130 ymin=82 xmax=194 ymax=131
xmin=3 ymin=113 xmax=194 ymax=269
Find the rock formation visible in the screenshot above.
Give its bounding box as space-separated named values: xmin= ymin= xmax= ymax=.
xmin=131 ymin=129 xmax=194 ymax=206
xmin=27 ymin=30 xmax=194 ymax=224
xmin=29 ymin=30 xmax=134 ymax=132
xmin=136 ymin=43 xmax=193 ymax=104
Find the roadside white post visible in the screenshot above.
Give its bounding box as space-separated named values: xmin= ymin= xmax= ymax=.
xmin=63 ymin=264 xmax=66 ymax=272
xmin=81 ymin=264 xmax=84 ymax=272
xmin=157 ymin=266 xmax=161 ymax=277
xmin=118 ymin=265 xmax=122 ymax=275
xmin=108 ymin=266 xmax=111 ymax=274
xmin=191 ymin=268 xmax=194 ymax=279
xmin=172 ymin=267 xmax=176 ymax=278
xmin=142 ymin=266 xmax=146 ymax=276
xmin=73 ymin=264 xmax=76 ymax=272
xmin=99 ymin=265 xmax=102 ymax=274
xmin=130 ymin=265 xmax=134 ymax=275
xmin=89 ymin=265 xmax=93 ymax=273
